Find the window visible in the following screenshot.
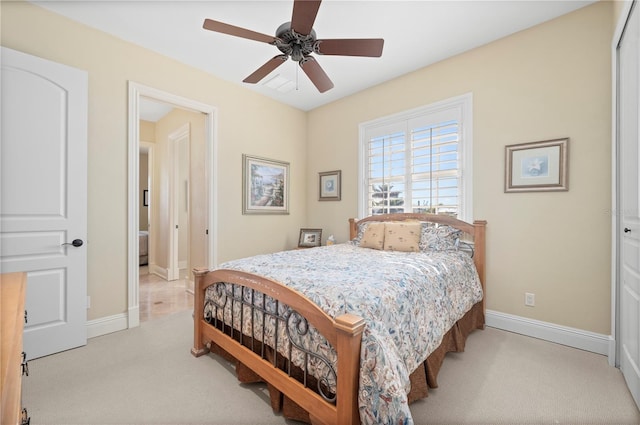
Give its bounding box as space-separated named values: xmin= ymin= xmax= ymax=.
xmin=359 ymin=93 xmax=473 ymax=221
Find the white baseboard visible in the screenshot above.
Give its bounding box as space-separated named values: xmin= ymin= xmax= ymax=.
xmin=85 ymin=308 xmax=611 ymax=357
xmin=87 ymin=313 xmax=128 ymax=339
xmin=485 ymin=309 xmax=610 ymax=356
xmin=149 ymin=263 xmax=167 ymax=280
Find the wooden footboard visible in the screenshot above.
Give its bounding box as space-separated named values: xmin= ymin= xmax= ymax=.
xmin=191 ymin=268 xmax=365 ymax=425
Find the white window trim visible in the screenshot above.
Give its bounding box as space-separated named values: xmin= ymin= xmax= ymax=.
xmin=358 ymin=93 xmax=473 ymax=222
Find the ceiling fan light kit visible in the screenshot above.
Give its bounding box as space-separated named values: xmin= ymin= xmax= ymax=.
xmin=202 ymin=0 xmax=384 ymax=93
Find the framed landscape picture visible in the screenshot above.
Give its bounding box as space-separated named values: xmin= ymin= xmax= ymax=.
xmin=505 ymin=138 xmax=569 ymax=193
xmin=243 ymin=154 xmax=290 ymax=214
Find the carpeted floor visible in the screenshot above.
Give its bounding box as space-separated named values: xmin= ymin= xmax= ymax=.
xmin=22 ymin=310 xmax=640 ymax=425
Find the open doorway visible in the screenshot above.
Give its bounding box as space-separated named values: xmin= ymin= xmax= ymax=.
xmin=128 ymin=82 xmax=217 ymax=328
xmin=138 ymin=104 xmax=193 ymax=322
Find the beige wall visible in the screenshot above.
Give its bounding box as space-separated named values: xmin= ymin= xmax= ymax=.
xmin=139 ymin=120 xmax=156 ymax=232
xmin=306 ymin=1 xmax=614 ymax=334
xmin=140 ymin=120 xmax=156 ymax=143
xmin=612 ymin=0 xmax=629 ymax=27
xmin=1 ymin=1 xmax=307 ymax=320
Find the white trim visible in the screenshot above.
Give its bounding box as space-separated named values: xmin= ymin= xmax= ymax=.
xmin=88 ymin=309 xmax=611 ymax=354
xmin=127 ymin=81 xmax=218 ymax=328
xmin=611 ymin=0 xmax=636 ymax=368
xmin=87 ymin=313 xmax=128 ymax=339
xmin=149 ymin=263 xmax=168 ymax=280
xmin=127 ymin=85 xmax=141 ymax=329
xmin=486 ymin=310 xmax=610 ymax=356
xmin=357 ymin=93 xmax=473 ymax=222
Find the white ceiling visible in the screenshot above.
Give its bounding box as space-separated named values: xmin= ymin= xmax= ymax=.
xmin=33 ymin=0 xmax=595 ymax=112
xmin=139 ymin=97 xmax=175 ymax=122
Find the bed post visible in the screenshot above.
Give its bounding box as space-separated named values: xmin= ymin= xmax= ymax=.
xmin=348 ymin=218 xmax=357 ymax=240
xmin=473 ymin=220 xmax=487 ymax=314
xmin=333 ymin=313 xmax=366 ymax=425
xmin=191 ymin=268 xmax=210 ymax=357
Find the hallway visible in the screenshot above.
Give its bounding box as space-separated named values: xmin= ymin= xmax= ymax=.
xmin=139 ymin=266 xmax=193 ymax=322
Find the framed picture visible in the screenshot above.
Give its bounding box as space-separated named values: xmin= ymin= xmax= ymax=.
xmin=505 ymin=138 xmax=569 ymax=193
xmin=243 ymin=154 xmax=290 ymax=214
xmin=298 ymin=228 xmax=322 ymax=248
xmin=318 ymin=170 xmax=341 ymax=201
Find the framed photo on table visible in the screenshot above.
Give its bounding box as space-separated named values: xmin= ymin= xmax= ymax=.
xmin=243 ymin=154 xmax=290 ymax=214
xmin=505 ymin=138 xmax=569 ymax=193
xmin=298 ymin=228 xmax=322 ymax=248
xmin=318 ymin=170 xmax=341 ymax=201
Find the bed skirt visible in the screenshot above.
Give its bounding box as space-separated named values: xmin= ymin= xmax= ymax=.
xmin=207 ymin=301 xmax=484 ymax=423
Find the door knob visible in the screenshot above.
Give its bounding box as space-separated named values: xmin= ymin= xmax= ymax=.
xmin=62 ymin=239 xmax=84 ymax=247
xmin=624 ymin=228 xmax=632 ymax=233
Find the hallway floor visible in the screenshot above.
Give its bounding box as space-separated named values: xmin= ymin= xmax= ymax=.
xmin=139 ymin=266 xmax=193 ymax=322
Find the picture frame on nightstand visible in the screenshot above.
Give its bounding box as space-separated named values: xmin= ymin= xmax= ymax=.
xmin=298 ymin=228 xmax=322 ymax=248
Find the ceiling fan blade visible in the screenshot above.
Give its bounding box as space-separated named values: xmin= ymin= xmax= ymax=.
xmin=203 ymin=19 xmax=278 ymax=44
xmin=291 ymin=0 xmax=322 ymax=35
xmin=243 ymin=55 xmax=288 ymax=84
xmin=315 ymin=39 xmax=384 ymax=57
xmin=299 ymin=56 xmax=333 ymax=93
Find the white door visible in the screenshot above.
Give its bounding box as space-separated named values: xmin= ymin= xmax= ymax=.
xmin=0 ymin=47 xmax=88 ymax=360
xmin=618 ymin=1 xmax=640 ymax=409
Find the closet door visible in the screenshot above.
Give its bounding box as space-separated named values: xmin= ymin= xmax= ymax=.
xmin=617 ymin=0 xmax=640 ymax=409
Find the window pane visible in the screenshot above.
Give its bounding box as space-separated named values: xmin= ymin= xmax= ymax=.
xmin=367 ymin=130 xmax=407 ymax=215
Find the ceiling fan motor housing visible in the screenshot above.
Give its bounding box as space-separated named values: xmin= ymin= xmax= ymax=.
xmin=275 ymin=22 xmax=316 ymax=62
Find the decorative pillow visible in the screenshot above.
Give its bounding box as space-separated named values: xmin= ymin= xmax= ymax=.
xmin=383 ymin=222 xmax=421 ymax=252
xmin=351 ymin=221 xmax=382 ymax=244
xmin=359 ymin=222 xmax=386 ymax=250
xmin=417 ymin=222 xmax=435 ymax=251
xmin=351 ymin=221 xmax=370 ymax=245
xmin=420 ymin=224 xmax=461 ymax=251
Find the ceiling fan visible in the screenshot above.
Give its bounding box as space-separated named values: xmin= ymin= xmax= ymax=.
xmin=202 ymin=0 xmax=384 ymax=93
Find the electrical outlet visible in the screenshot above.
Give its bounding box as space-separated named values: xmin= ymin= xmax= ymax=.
xmin=525 ymin=292 xmax=535 ymax=307
xmin=87 ymin=296 xmax=91 ymax=309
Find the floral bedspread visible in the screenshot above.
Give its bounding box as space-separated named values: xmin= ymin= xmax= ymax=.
xmin=211 ymin=243 xmax=483 ymax=425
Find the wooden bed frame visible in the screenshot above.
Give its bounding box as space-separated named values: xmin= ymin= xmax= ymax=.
xmin=191 ymin=213 xmax=486 ymax=425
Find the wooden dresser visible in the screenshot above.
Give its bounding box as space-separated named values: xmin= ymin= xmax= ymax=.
xmin=1 ymin=272 xmax=28 ymax=425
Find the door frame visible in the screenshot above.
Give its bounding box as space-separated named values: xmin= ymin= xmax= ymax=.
xmin=612 ymin=0 xmax=636 ymax=367
xmin=127 ymin=82 xmax=217 ymax=328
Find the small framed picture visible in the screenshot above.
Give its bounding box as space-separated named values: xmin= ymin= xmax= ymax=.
xmin=505 ymin=138 xmax=569 ymax=193
xmin=243 ymin=154 xmax=290 ymax=214
xmin=298 ymin=228 xmax=322 ymax=248
xmin=319 ymin=170 xmax=341 ymax=201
